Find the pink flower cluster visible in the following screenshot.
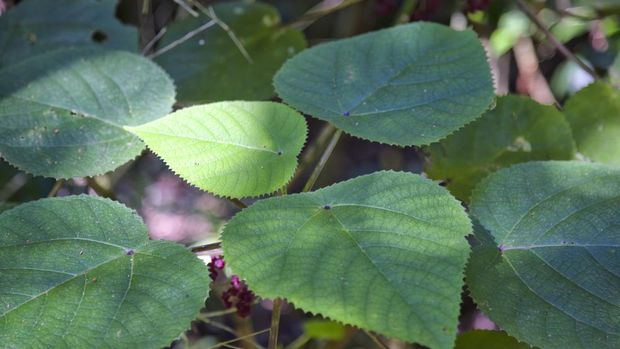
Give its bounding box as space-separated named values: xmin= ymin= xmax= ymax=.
xmin=208 ymin=255 xmax=255 ymax=318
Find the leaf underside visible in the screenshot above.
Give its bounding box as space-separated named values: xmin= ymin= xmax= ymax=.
xmin=155 ymin=1 xmax=306 ymax=104
xmin=126 ymin=101 xmax=307 ymax=198
xmin=0 ymin=48 xmax=175 ymax=178
xmin=0 ymin=195 xmax=209 ymax=349
xmin=222 ymin=171 xmax=472 ymax=349
xmin=426 ymin=95 xmax=576 ymax=201
xmin=467 ymin=161 xmax=620 ymax=349
xmin=274 ymin=22 xmax=495 ymax=146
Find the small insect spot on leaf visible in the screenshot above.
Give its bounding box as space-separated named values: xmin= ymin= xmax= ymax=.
xmin=124 ymin=248 xmax=135 ymax=256
xmin=91 ymin=277 xmax=97 ymax=283
xmin=277 ymin=150 xmax=283 ymax=156
xmin=53 ymin=128 xmax=59 ymax=135
xmin=343 ymin=111 xmax=350 ymax=117
xmin=79 ymin=250 xmax=84 ymax=256
xmin=497 ymin=244 xmax=505 ymax=252
xmin=91 ymin=30 xmax=108 ymax=43
xmin=323 ymin=204 xmax=331 ymax=210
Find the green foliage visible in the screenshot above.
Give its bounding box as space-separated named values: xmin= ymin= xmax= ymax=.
xmin=274 ymin=22 xmax=494 ymax=146
xmin=467 ymin=161 xmax=620 ymax=349
xmin=455 ymin=330 xmax=532 ymax=349
xmin=564 ymin=82 xmax=620 ymax=165
xmin=0 ymin=0 xmax=136 ymax=68
xmin=304 ymin=320 xmax=346 ymax=340
xmin=155 ymin=1 xmax=306 ymax=104
xmin=126 ymin=101 xmax=307 ymax=198
xmin=222 ymin=171 xmax=471 ymax=349
xmin=0 ymin=195 xmax=210 ymax=349
xmin=0 ymin=48 xmax=175 ymax=179
xmin=426 ymin=95 xmax=576 ymax=201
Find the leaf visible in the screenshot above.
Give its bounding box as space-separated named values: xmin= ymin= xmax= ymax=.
xmin=0 ymin=48 xmax=176 ymax=179
xmin=222 ymin=171 xmax=471 ymax=349
xmin=155 ymin=1 xmax=306 ymax=104
xmin=273 ymin=22 xmax=495 ymax=146
xmin=426 ymin=95 xmax=576 ymax=201
xmin=455 ymin=330 xmax=532 ymax=349
xmin=564 ymin=82 xmax=620 ymax=165
xmin=0 ymin=195 xmax=209 ymax=348
xmin=126 ymin=101 xmax=307 ymax=198
xmin=467 ymin=161 xmax=620 ymax=349
xmin=0 ymin=0 xmax=136 ymax=68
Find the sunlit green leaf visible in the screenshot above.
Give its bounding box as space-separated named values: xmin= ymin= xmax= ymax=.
xmin=223 ymin=171 xmax=471 ymax=349
xmin=126 ymin=101 xmax=307 ymax=198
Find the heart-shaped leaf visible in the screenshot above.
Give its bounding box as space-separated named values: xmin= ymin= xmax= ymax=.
xmin=564 ymin=82 xmax=620 ymax=165
xmin=222 ymin=171 xmax=471 ymax=349
xmin=273 ymin=22 xmax=494 ymax=146
xmin=426 ymin=95 xmax=575 ymax=201
xmin=0 ymin=195 xmax=209 ymax=348
xmin=126 ymin=101 xmax=307 ymax=198
xmin=0 ymin=48 xmax=175 ymax=178
xmin=467 ymin=161 xmax=620 ymax=349
xmin=0 ymin=0 xmax=136 ymax=68
xmin=155 ymin=1 xmax=306 ymax=104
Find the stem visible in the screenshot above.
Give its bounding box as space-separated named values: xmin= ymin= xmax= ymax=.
xmin=392 ymin=0 xmax=417 ymax=25
xmin=363 ymin=330 xmax=388 ymax=349
xmin=86 ymin=177 xmax=116 ymax=199
xmin=208 ymin=328 xmax=270 ymax=349
xmin=515 ymin=0 xmax=599 ymax=80
xmin=289 ymin=123 xmax=337 ymax=191
xmin=47 ymin=180 xmax=65 ymax=197
xmin=303 ymin=129 xmax=342 ymax=192
xmin=288 ymin=0 xmax=364 ymax=30
xmin=148 ymin=19 xmax=217 ymax=58
xmin=190 ymin=241 xmax=221 ymax=253
xmin=267 ymin=298 xmax=283 ymax=349
xmin=229 ymin=198 xmax=247 ymax=209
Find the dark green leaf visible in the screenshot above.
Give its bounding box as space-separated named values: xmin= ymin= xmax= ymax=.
xmin=0 ymin=48 xmax=175 ymax=178
xmin=0 ymin=195 xmax=209 ymax=348
xmin=426 ymin=95 xmax=575 ymax=201
xmin=467 ymin=161 xmax=620 ymax=349
xmin=155 ymin=1 xmax=306 ymax=104
xmin=274 ymin=22 xmax=494 ymax=146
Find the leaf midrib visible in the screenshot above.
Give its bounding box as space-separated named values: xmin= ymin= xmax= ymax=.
xmin=0 ymin=240 xmax=144 ymax=318
xmin=132 ymin=129 xmax=280 ymax=155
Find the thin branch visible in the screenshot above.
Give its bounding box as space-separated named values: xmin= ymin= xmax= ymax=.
xmin=393 ymin=0 xmax=418 ymax=25
xmin=288 ymin=0 xmax=364 ymax=30
xmin=267 ymin=298 xmax=283 ymax=349
xmin=173 ymin=0 xmax=199 ymax=17
xmin=190 ymin=241 xmax=221 ymax=253
xmin=47 ymin=180 xmax=65 ymax=197
xmin=203 ymin=319 xmax=263 ymax=349
xmin=363 ymin=330 xmax=389 ymax=349
xmin=0 ymin=173 xmax=28 ymax=202
xmin=303 ymin=129 xmax=342 ymax=192
xmin=192 ymin=1 xmax=253 ymax=64
xmin=516 ymin=0 xmax=599 ymax=80
xmin=229 ymin=198 xmax=247 ymax=209
xmin=141 ymin=27 xmax=167 ymax=55
xmin=289 ymin=123 xmax=337 ymax=190
xmin=86 ymin=177 xmax=116 ymax=199
xmin=148 ymin=19 xmax=217 ymax=58
xmin=207 ymin=328 xmax=270 ymax=349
